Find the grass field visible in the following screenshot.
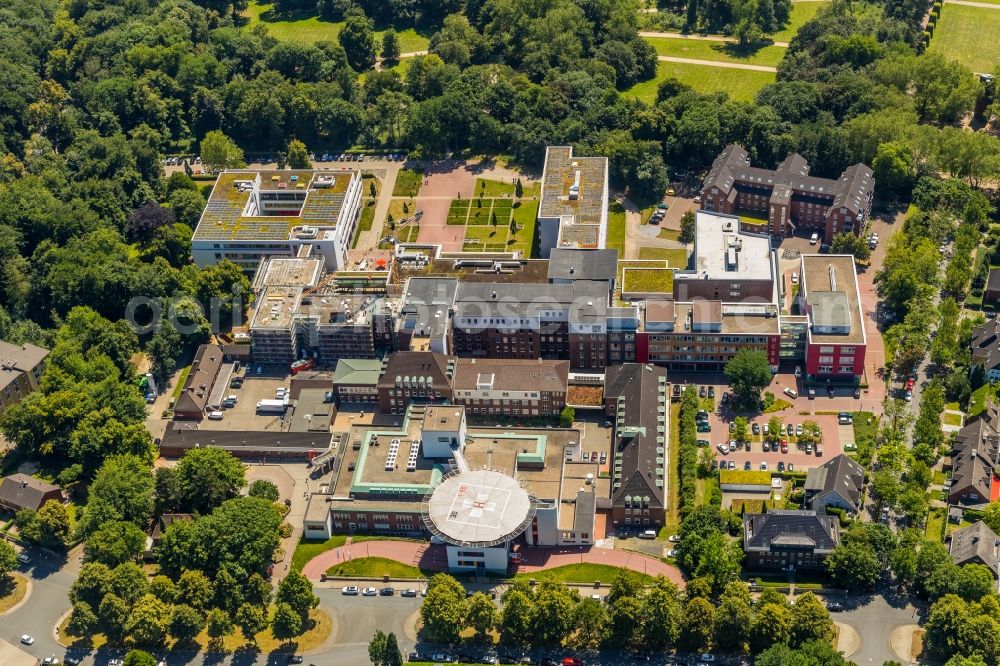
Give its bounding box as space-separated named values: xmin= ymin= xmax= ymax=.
xmin=645 ymin=37 xmax=786 ymax=67
xmin=638 ymin=247 xmax=689 ymax=266
xmin=392 ymin=168 xmax=424 ymax=197
xmin=0 ymin=574 xmax=27 ymax=615
xmin=246 ymin=0 xmax=431 ymax=51
xmin=942 ymin=412 xmax=964 ymax=427
xmin=625 ymin=61 xmax=775 ymax=103
xmin=446 ymin=197 xmax=535 ymax=255
xmin=325 ymin=556 xmax=426 ymax=579
xmin=607 ymin=207 xmax=626 ymax=255
xmin=772 ymin=1 xmax=829 ymax=42
xmin=170 ymin=364 xmax=192 ymax=401
xmin=474 ymin=177 xmax=540 ymax=198
xmin=929 ymin=4 xmax=1000 ymax=74
xmin=514 ymin=563 xmax=655 ymax=585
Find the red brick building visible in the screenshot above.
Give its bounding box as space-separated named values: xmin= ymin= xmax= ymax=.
xmin=701 ymin=145 xmax=874 ymax=244
xmin=796 ymin=254 xmax=867 ymax=381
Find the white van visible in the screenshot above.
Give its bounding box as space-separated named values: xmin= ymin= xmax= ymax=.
xmin=207 ymin=411 xmax=224 ymax=420
xmin=783 ymin=387 xmax=798 ymax=399
xmin=639 ymin=530 xmax=657 ymax=540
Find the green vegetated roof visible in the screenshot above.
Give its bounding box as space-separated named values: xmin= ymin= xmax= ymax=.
xmin=720 ymin=469 xmax=772 ymax=486
xmin=621 ymin=267 xmax=674 ymax=294
xmin=195 ymin=170 xmax=352 ymax=241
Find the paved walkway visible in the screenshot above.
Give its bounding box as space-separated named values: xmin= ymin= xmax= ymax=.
xmin=946 ymin=0 xmax=1000 ymax=8
xmin=640 ymin=31 xmax=790 ymax=47
xmin=301 ymin=539 xmax=685 ymax=587
xmin=656 ymin=55 xmax=778 ymax=72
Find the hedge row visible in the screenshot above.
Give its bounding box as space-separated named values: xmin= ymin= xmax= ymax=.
xmin=678 ymin=385 xmax=700 ymax=516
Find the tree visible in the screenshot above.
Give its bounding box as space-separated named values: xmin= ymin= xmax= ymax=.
xmin=369 ymin=629 xmax=388 ymax=666
xmin=572 ymin=597 xmax=608 ymax=649
xmin=560 ymin=405 xmax=575 ymax=427
xmin=200 ymin=130 xmax=245 ymax=173
xmin=830 ymin=233 xmax=872 ymax=261
xmin=276 ymin=570 xmax=319 ymax=621
xmin=175 ymin=447 xmax=246 ymax=514
xmin=0 ymin=539 xmax=16 ymax=584
xmin=169 ymin=604 xmax=204 ymax=644
xmin=271 ymin=602 xmax=304 ymax=641
xmin=679 ymin=210 xmax=696 ymax=244
xmin=99 ymin=593 xmax=130 ymax=642
xmin=789 ymin=592 xmax=834 ymax=647
xmin=286 ymin=139 xmax=311 ymax=169
xmin=797 ymin=420 xmax=822 ymax=446
xmin=248 ymin=479 xmax=280 ymax=502
xmin=177 ymin=569 xmax=214 ymax=610
xmin=20 ymin=499 xmax=70 ymax=549
xmin=499 ymin=588 xmax=536 ymax=646
xmin=81 ymin=454 xmax=155 ymax=535
xmin=732 ymin=416 xmax=750 ymax=445
xmin=420 ymin=574 xmax=466 ymax=643
xmin=123 ymin=650 xmax=158 ymax=666
xmin=642 ymin=580 xmax=683 ymax=649
xmin=872 ymin=141 xmax=917 ymax=199
xmin=751 ymin=602 xmax=793 ymax=652
xmin=681 ymin=597 xmax=715 ymax=651
xmin=531 ymin=581 xmax=576 ymax=645
xmin=381 ymin=28 xmax=401 ymax=63
xmin=127 ymin=593 xmax=171 ymax=647
xmin=84 ymin=521 xmax=146 ymax=566
xmin=383 ymin=632 xmax=403 ymax=666
xmin=206 ymin=608 xmax=234 ymax=643
xmin=67 ymin=601 xmax=99 ymax=638
xmin=825 ymin=540 xmax=882 ymax=591
xmin=725 ymin=349 xmax=772 ymax=409
xmin=466 ymin=592 xmax=497 ymax=639
xmin=925 ymin=594 xmax=969 ymax=659
xmin=714 ymin=582 xmax=753 ymax=653
xmin=515 ymin=179 xmax=524 ymax=199
xmin=235 ymin=603 xmax=268 ymax=643
xmin=127 ymin=201 xmax=176 ymax=246
xmin=339 ymin=8 xmax=376 ymax=71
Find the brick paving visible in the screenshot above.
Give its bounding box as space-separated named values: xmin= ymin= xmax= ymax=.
xmin=301 ymin=539 xmax=685 ymax=587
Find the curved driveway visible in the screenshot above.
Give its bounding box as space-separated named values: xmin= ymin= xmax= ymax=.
xmin=302 ymin=539 xmax=684 ymax=587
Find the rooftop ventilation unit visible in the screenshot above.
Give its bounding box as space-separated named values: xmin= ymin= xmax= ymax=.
xmin=568 ymin=170 xmax=581 ymax=200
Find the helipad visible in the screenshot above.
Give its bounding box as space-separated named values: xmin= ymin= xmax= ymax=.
xmin=423 ymin=468 xmax=536 ymax=548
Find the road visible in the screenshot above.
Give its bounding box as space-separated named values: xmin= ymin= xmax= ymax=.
xmin=838 ymin=592 xmax=924 ymax=664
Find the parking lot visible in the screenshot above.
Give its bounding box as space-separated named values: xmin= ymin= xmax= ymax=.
xmin=195 ymin=372 xmax=294 ymax=432
xmin=679 ymin=379 xmax=853 ymax=472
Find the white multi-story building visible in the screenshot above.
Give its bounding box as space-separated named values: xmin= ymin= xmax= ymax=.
xmin=192 ymin=169 xmax=363 ymax=273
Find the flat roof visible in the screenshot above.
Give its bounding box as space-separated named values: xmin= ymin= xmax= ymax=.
xmin=195 ymin=170 xmax=354 ymax=242
xmin=424 ymin=468 xmax=535 ymax=547
xmin=801 ymin=254 xmax=866 ymax=345
xmin=251 ymin=286 xmax=303 ymax=330
xmin=257 ymin=257 xmax=323 ymax=288
xmin=539 ymin=147 xmax=608 ymax=228
xmin=692 ymin=211 xmax=773 ymax=282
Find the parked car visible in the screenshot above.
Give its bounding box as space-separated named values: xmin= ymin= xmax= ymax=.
xmin=402 ymin=589 xmax=418 ymax=597
xmin=362 ymin=587 xmax=378 ymax=596
xmin=780 ymin=441 xmax=789 ymax=454
xmin=17 ymin=553 xmax=30 ymax=564
xmin=810 ymin=232 xmax=819 ymax=244
xmin=666 ymin=549 xmax=678 ymax=557
xmin=699 ymin=386 xmax=706 ymax=398
xmin=697 ymin=439 xmax=710 ymax=447
xmin=760 ymin=462 xmax=768 ymax=471
xmin=838 ymin=412 xmax=853 ymax=424
xmin=786 ymin=423 xmax=795 ymax=436
xmin=791 ymin=272 xmax=799 ymax=285
xmin=744 ymin=461 xmax=752 ymax=470
xmin=783 ymin=387 xmax=798 ymax=399
xmin=380 ymin=587 xmax=394 ymax=596
xmin=721 ymin=392 xmax=730 ymax=404
xmin=342 ymin=586 xmax=360 ymax=595
xmin=20 ymin=635 xmax=33 ymax=645
xmin=763 ymin=423 xmax=769 ymax=436
xmin=207 ymin=411 xmax=224 ymax=420
xmin=707 ymin=386 xmax=715 ymax=398
xmin=717 ymin=443 xmax=728 ymax=455
xmin=727 ymin=460 xmax=736 ymax=470
xmin=795 ymin=424 xmax=803 ymax=437
xmin=777 ymin=462 xmax=785 ymax=472
xmin=844 ymin=442 xmax=857 ymax=451
xmin=751 ymin=422 xmax=760 ymax=435
xmin=700 ymin=654 xmax=716 ymax=663
xmin=828 ymin=602 xmax=844 ymax=612
xmin=904 ymin=389 xmax=913 ymax=402
xmin=762 ymin=441 xmax=770 ymax=452
xmin=668 ymin=535 xmax=681 ymax=542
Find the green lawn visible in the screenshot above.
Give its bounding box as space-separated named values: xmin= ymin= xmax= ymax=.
xmin=970 ymin=384 xmax=994 ymax=418
xmin=246 ymin=0 xmax=431 ymax=51
xmin=645 ymin=37 xmax=786 ymax=67
xmin=638 ymin=247 xmax=689 ymax=267
xmin=607 ymin=207 xmax=626 ymax=256
xmin=625 ymin=61 xmax=775 ymax=104
xmin=622 ymin=267 xmax=674 ymax=293
xmin=772 ymin=1 xmax=829 ymax=42
xmin=325 ymin=556 xmax=426 ymax=579
xmin=392 ymin=168 xmax=424 ymax=197
xmin=170 ymin=364 xmax=192 ymax=402
xmin=928 ymin=4 xmax=1000 ymax=74
xmin=292 ymin=536 xmax=349 ymax=571
xmin=942 ymin=412 xmax=964 ymax=427
xmin=658 ymin=228 xmax=682 ymax=241
xmin=449 ymin=197 xmax=535 ymax=255
xmin=514 ymin=563 xmax=655 ymax=585
xmin=925 ymin=506 xmax=946 ymax=542
xmin=474 ymin=177 xmax=540 ymax=198
xmin=511 ymin=200 xmax=539 ymax=256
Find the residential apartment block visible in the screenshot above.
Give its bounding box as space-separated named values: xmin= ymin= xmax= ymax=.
xmin=701 ymin=145 xmax=874 ymax=243
xmin=0 ymin=341 xmax=48 ymax=417
xmin=971 ymin=318 xmax=1000 ymax=382
xmin=192 ymin=169 xmax=363 ymax=273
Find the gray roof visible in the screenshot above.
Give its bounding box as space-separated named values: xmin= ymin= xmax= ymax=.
xmin=161 ymin=422 xmax=334 ymax=454
xmin=950 ymin=445 xmax=995 ymax=506
xmin=808 ymin=292 xmax=851 ymax=328
xmin=987 ymin=269 xmax=1000 ymax=293
xmin=173 ymin=344 xmax=224 ymax=414
xmin=0 ymin=340 xmax=49 ymax=392
xmin=804 ymin=454 xmax=864 ymax=511
xmin=971 ymin=319 xmax=1000 ymax=371
xmin=743 ymin=509 xmax=840 ymax=553
xmin=604 ymin=364 xmax=668 ymax=509
xmin=454 ymin=281 xmax=608 ymax=324
xmin=399 ymin=278 xmax=459 ymax=340
xmin=702 ymin=144 xmax=874 ymax=216
xmin=950 ymin=521 xmax=1000 ymax=576
xmin=377 ymin=352 xmax=453 ymax=390
xmin=547 ymin=248 xmax=619 ymax=282
xmin=0 ymin=473 xmax=61 ymax=512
